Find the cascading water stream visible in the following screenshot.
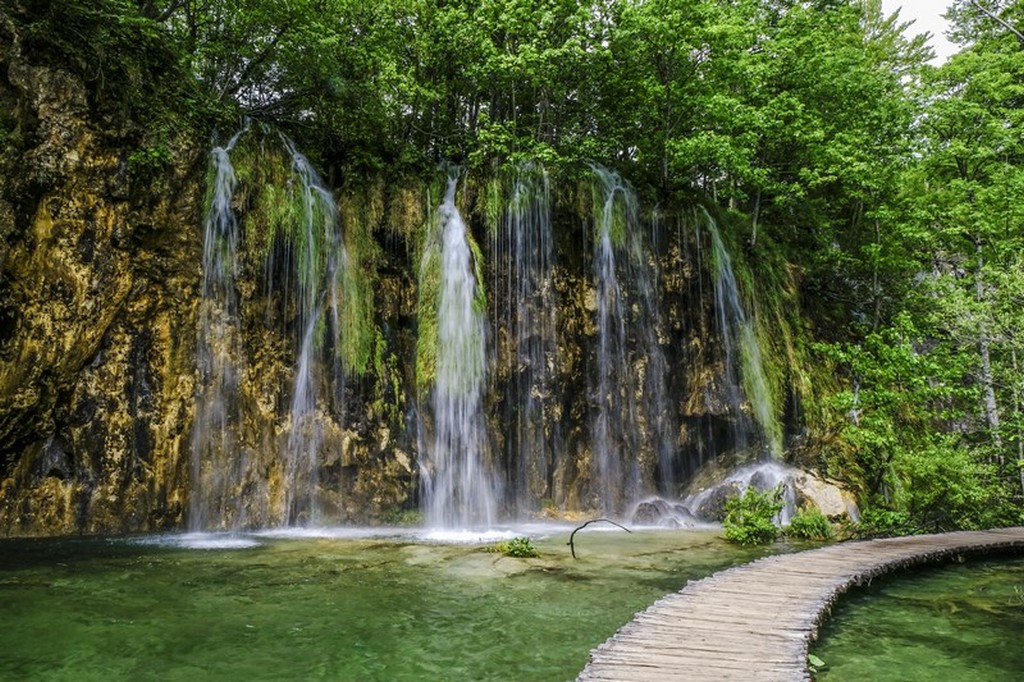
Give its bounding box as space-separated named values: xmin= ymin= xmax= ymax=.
xmin=280 ymin=137 xmax=346 ymax=525
xmin=703 ymin=209 xmax=781 ymax=458
xmin=422 ymin=175 xmax=498 ymax=529
xmin=589 ymin=166 xmax=676 ymax=513
xmin=634 ymin=210 xmax=677 ymax=497
xmin=591 ymin=167 xmax=637 ymax=514
xmin=192 ymin=127 xmax=354 ymax=529
xmin=191 ymin=125 xmax=248 ymax=531
xmin=489 ymin=165 xmax=557 ymax=515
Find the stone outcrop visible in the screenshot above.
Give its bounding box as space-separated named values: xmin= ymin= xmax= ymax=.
xmin=792 ymin=469 xmax=860 ymax=521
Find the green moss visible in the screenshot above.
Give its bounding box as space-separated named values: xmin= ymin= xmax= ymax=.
xmin=232 ymin=134 xmax=303 ymax=266
xmin=467 ymin=228 xmax=488 ymax=317
xmin=482 ymin=176 xmax=503 ymax=234
xmin=334 ymin=197 xmax=379 ymax=376
xmin=590 ymin=180 xmax=629 ymax=249
xmin=415 ymin=234 xmax=441 ymax=398
xmin=369 ymin=329 xmax=404 ymax=428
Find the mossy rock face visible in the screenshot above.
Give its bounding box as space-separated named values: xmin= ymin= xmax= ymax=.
xmin=0 ymin=15 xmax=829 ymax=534
xmin=0 ymin=27 xmax=200 ymax=535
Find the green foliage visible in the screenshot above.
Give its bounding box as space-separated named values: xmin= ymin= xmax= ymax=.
xmin=383 ymin=508 xmax=423 ymax=527
xmin=493 ymin=537 xmax=539 ymax=558
xmin=786 ymin=506 xmax=835 ymax=541
xmin=127 ymin=143 xmax=172 ymax=176
xmin=856 ymin=507 xmax=918 ymax=539
xmin=20 ymin=1 xmax=178 ymax=112
xmin=723 ymin=487 xmax=784 ymax=546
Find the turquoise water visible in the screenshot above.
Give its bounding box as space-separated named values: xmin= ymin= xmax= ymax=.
xmin=0 ymin=527 xmax=779 ymax=681
xmin=812 ymin=557 xmax=1024 ymax=681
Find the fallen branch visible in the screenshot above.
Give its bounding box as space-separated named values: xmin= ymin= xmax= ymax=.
xmin=567 ymin=518 xmax=632 ymax=559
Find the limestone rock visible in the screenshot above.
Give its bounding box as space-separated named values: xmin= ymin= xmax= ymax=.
xmin=793 ymin=471 xmax=859 ymax=520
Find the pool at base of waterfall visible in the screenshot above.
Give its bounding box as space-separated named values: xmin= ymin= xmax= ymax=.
xmin=0 ymin=528 xmax=780 ymax=681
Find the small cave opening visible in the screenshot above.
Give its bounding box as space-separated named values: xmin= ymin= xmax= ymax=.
xmin=0 ymin=303 xmax=20 ymax=350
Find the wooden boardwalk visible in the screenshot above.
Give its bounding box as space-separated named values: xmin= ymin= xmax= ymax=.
xmin=578 ymin=527 xmax=1024 ymax=681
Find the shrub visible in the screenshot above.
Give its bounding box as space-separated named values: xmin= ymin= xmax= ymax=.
xmin=494 ymin=537 xmax=539 ymax=558
xmin=383 ymin=508 xmax=423 ymax=526
xmin=857 ymin=507 xmax=918 ymax=538
xmin=723 ymin=486 xmax=784 ymax=545
xmin=786 ymin=506 xmax=835 ymax=540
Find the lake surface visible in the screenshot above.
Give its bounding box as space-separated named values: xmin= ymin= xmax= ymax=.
xmin=0 ymin=526 xmax=780 ymax=681
xmin=812 ymin=556 xmax=1024 ymax=681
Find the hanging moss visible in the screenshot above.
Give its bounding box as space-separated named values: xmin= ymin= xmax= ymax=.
xmin=590 ymin=180 xmax=630 ymax=249
xmin=229 ymin=133 xmax=299 ymax=268
xmin=334 ymin=194 xmax=379 ymax=376
xmin=415 ymin=234 xmax=441 ymax=399
xmin=467 ymin=226 xmax=488 ymax=317
xmin=481 ymin=175 xmax=503 ymax=234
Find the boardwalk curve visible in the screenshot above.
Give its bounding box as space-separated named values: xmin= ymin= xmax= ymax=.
xmin=578 ymin=527 xmax=1024 ymax=681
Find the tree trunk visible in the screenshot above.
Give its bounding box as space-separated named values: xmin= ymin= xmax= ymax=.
xmin=1011 ymin=345 xmax=1024 ymax=498
xmin=975 ymin=241 xmax=1002 ymax=453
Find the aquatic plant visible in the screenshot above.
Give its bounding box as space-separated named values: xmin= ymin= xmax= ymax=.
xmin=494 ymin=537 xmax=539 ymax=558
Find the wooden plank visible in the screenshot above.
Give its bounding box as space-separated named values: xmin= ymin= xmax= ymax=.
xmin=578 ymin=527 xmax=1024 ymax=681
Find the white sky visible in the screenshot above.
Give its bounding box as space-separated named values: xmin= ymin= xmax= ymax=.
xmin=880 ymin=0 xmax=958 ymax=63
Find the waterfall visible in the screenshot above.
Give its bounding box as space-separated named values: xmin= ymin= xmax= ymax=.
xmin=703 ymin=209 xmax=781 ymax=458
xmin=279 ymin=136 xmax=347 ymax=525
xmin=589 ymin=166 xmax=676 ymax=514
xmin=591 ymin=167 xmax=635 ymax=514
xmin=190 ymin=125 xmax=247 ymax=531
xmin=489 ymin=165 xmax=557 ymax=515
xmin=422 ymin=175 xmax=498 ymax=529
xmin=192 ymin=127 xmax=353 ymax=529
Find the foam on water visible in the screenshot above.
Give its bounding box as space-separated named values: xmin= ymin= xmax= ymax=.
xmin=132 ymin=532 xmax=262 ymax=550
